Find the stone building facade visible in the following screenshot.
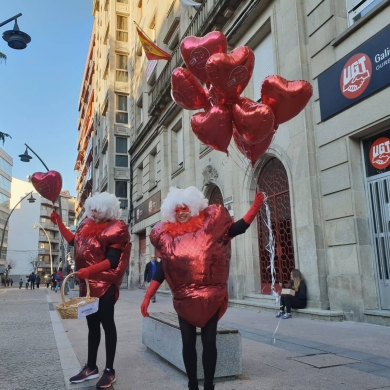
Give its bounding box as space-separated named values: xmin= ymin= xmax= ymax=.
xmin=80 ymin=0 xmax=390 ymax=324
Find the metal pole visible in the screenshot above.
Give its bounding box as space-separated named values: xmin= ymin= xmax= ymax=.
xmin=24 ymin=144 xmax=67 ymax=292
xmin=0 ymin=191 xmax=33 ymax=261
xmin=0 ymin=13 xmax=22 ymax=28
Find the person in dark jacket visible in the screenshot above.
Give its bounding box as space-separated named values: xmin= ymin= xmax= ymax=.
xmin=30 ymin=272 xmax=36 ymax=289
xmin=144 ymin=256 xmax=158 ymax=302
xmin=276 ymin=269 xmax=307 ymax=319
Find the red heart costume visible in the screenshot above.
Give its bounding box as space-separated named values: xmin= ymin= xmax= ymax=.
xmin=75 ymin=218 xmax=131 ymax=300
xmin=150 ymin=204 xmax=233 ymax=327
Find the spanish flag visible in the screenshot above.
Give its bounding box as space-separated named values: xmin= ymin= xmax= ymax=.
xmin=136 ymin=26 xmax=171 ymax=61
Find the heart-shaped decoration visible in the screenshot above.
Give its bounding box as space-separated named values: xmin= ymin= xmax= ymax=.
xmin=233 ymin=125 xmax=274 ymax=167
xmin=261 ymin=75 xmax=313 ymax=125
xmin=171 ymin=67 xmax=211 ymax=110
xmin=231 ymin=97 xmax=275 ymax=145
xmin=206 ymin=46 xmax=255 ymax=102
xmin=190 ymin=105 xmax=233 ymax=154
xmin=31 ymin=170 xmax=62 ymax=204
xmin=180 ymin=31 xmax=228 ymax=84
xmin=208 ymin=85 xmax=227 ymax=106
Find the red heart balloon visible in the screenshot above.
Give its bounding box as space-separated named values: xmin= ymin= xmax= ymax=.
xmin=190 ymin=105 xmax=232 ymax=154
xmin=231 ymin=97 xmax=275 ymax=145
xmin=208 ymin=85 xmax=227 ymax=106
xmin=206 ymin=46 xmax=255 ymax=102
xmin=171 ymin=68 xmax=211 ymax=110
xmin=180 ymin=31 xmax=228 ymax=84
xmin=261 ymin=75 xmax=313 ymax=125
xmin=233 ymin=125 xmax=274 ymax=167
xmin=31 ymin=171 xmax=62 ymax=204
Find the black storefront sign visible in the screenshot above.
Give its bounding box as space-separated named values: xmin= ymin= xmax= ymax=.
xmin=134 ymin=191 xmax=161 ymax=224
xmin=362 ymin=129 xmax=390 ymax=178
xmin=318 ymin=24 xmax=390 ymax=121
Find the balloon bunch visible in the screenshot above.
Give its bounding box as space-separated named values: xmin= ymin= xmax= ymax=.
xmin=31 ymin=170 xmax=63 ymax=204
xmin=171 ymin=31 xmax=313 ymax=166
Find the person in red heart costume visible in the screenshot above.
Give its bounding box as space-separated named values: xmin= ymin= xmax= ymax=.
xmin=141 ymin=186 xmax=264 ymax=390
xmin=50 ymin=192 xmax=130 ymax=390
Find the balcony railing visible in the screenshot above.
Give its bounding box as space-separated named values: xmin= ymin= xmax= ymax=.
xmin=149 ymin=0 xmax=230 ymax=116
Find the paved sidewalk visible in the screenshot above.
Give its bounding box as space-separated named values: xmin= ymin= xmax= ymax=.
xmin=1 ymin=286 xmax=390 ymax=390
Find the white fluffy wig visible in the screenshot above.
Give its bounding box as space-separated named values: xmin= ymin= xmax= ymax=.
xmin=161 ymin=186 xmax=209 ymax=223
xmin=83 ymin=192 xmax=122 ymax=220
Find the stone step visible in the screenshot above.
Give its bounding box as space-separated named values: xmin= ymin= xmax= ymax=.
xmin=364 ymin=310 xmax=390 ymax=327
xmin=229 ymin=299 xmax=344 ymax=322
xmin=243 ymin=293 xmax=278 ymax=305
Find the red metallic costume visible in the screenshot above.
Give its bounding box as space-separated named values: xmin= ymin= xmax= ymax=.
xmin=75 ymin=218 xmax=131 ymax=300
xmin=150 ymin=204 xmax=232 ymax=328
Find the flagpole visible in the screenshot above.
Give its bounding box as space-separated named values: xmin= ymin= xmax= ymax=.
xmin=133 ymin=20 xmax=154 ymax=41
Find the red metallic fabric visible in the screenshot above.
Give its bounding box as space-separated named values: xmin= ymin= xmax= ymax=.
xmin=150 ymin=205 xmax=233 ymax=327
xmin=75 ymin=218 xmax=131 ymax=300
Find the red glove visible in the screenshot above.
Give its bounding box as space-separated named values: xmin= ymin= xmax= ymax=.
xmin=50 ymin=211 xmax=75 ymax=243
xmin=243 ymin=192 xmax=265 ymax=225
xmin=77 ymin=259 xmax=111 ymax=280
xmin=141 ymin=280 xmax=161 ymax=317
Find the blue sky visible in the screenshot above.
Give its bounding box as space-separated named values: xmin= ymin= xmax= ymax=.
xmin=0 ymin=1 xmax=93 ymax=196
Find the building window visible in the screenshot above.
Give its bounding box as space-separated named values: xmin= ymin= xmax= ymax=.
xmin=149 ymin=148 xmax=158 ymax=188
xmin=115 ymin=181 xmax=128 ymax=209
xmin=136 ymin=94 xmax=143 ymax=131
xmin=252 ymin=32 xmax=274 ymax=102
xmin=136 ymin=164 xmax=143 ymax=198
xmin=347 ymin=0 xmax=383 ymax=26
xmin=0 ymin=157 xmax=12 ymax=177
xmin=115 ymin=137 xmax=128 ymax=167
xmin=116 ymin=94 xmax=128 ymax=124
xmin=116 ymin=54 xmax=128 ymax=83
xmin=116 ymin=15 xmax=128 ymax=42
xmin=171 ymin=120 xmax=183 ymax=172
xmin=117 ymin=0 xmax=128 ymax=3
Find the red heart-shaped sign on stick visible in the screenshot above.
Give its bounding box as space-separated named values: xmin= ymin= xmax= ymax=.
xmin=261 ymin=75 xmax=313 ymax=125
xmin=190 ymin=105 xmax=233 ymax=154
xmin=31 ymin=171 xmax=62 ymax=204
xmin=171 ymin=68 xmax=211 ymax=110
xmin=232 ymin=97 xmax=275 ymax=145
xmin=206 ymin=46 xmax=255 ymax=102
xmin=233 ymin=125 xmax=274 ymax=167
xmin=180 ymin=31 xmax=228 ymax=84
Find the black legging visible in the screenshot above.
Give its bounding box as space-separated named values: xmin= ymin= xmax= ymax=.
xmin=280 ymin=294 xmax=306 ymax=313
xmin=86 ymin=289 xmax=117 ymax=370
xmin=178 ymin=309 xmax=219 ymax=387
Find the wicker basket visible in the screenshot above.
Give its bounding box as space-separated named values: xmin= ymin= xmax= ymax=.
xmin=56 ymin=272 xmax=99 ymax=320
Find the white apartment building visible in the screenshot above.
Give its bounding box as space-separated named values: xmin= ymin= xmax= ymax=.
xmin=0 ymin=148 xmax=12 ymax=274
xmin=7 ymin=178 xmax=76 ymax=282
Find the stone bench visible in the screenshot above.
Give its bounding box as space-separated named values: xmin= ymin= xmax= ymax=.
xmin=142 ymin=312 xmax=242 ymax=380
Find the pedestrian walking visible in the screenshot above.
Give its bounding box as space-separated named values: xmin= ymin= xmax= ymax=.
xmin=51 ymin=192 xmax=130 ymax=389
xmin=276 ymin=269 xmax=307 ymax=319
xmin=54 ymin=269 xmax=63 ymax=293
xmin=30 ymin=272 xmax=36 ymax=289
xmin=36 ymin=275 xmax=41 ymax=289
xmin=19 ymin=278 xmax=23 ymax=289
xmin=6 ymin=278 xmax=9 ymax=287
xmin=51 ymin=274 xmax=57 ymax=291
xmin=25 ymin=276 xmax=29 ymax=289
xmin=144 ymin=255 xmax=158 ymax=303
xmin=10 ymin=278 xmax=13 ymax=286
xmin=45 ymin=276 xmax=50 ymax=288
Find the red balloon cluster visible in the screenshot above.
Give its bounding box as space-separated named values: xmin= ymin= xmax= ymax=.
xmin=171 ymin=31 xmax=313 ymax=166
xmin=31 ymin=170 xmax=63 ymax=204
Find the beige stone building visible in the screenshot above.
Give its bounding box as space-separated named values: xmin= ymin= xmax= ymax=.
xmin=79 ymin=0 xmax=390 ymax=324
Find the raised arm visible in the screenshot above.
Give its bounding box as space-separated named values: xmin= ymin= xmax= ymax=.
xmin=228 ymin=192 xmax=265 ymax=237
xmin=141 ymin=261 xmax=165 ymax=317
xmin=50 ymin=210 xmax=75 ymax=244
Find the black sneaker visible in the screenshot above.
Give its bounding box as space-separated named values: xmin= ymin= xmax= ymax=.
xmin=69 ymin=364 xmax=99 ymax=383
xmin=96 ymin=368 xmax=116 ymax=389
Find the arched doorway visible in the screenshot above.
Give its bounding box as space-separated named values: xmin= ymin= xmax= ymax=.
xmin=257 ymin=158 xmax=295 ymax=294
xmin=208 ymin=185 xmax=224 ymax=206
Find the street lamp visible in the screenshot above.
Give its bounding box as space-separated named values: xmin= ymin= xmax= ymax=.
xmin=33 ymin=222 xmax=53 ymax=275
xmin=19 ymin=143 xmax=68 ymax=292
xmin=1 ymin=14 xmax=31 ymax=50
xmin=0 ymin=192 xmax=35 ymax=261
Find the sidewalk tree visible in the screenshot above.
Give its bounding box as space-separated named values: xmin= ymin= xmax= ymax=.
xmin=0 ymin=52 xmax=5 ymax=63
xmin=4 ymin=258 xmax=15 ymax=279
xmin=28 ymin=253 xmax=38 ymax=273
